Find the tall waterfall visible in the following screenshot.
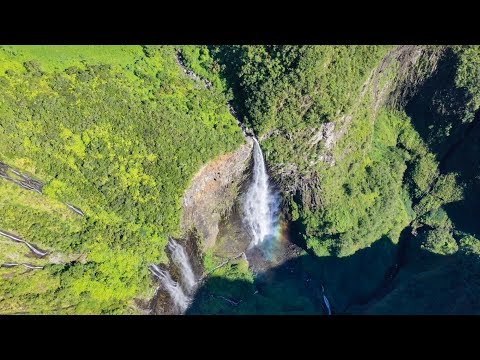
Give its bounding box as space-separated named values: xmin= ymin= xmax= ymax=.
xmin=149 ymin=264 xmax=190 ymax=313
xmin=167 ymin=238 xmax=196 ymax=293
xmin=243 ymin=137 xmax=281 ymax=249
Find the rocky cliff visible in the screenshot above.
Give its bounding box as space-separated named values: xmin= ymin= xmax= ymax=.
xmin=181 ymin=139 xmax=253 ymax=250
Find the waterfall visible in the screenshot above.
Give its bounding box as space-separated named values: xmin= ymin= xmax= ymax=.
xmin=167 ymin=238 xmax=196 ymax=293
xmin=150 ymin=240 xmax=197 ymax=314
xmin=149 ymin=264 xmax=190 ymax=313
xmin=243 ymin=137 xmax=281 ymax=249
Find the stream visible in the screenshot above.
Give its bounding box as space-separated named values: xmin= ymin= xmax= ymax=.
xmin=0 ymin=162 xmax=43 ymax=194
xmin=1 ymin=263 xmax=43 ymax=269
xmin=0 ymin=161 xmax=85 ymax=217
xmin=0 ymin=229 xmax=50 ymax=257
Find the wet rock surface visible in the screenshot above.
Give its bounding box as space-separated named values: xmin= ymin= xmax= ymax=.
xmin=182 ymin=140 xmax=253 ymax=250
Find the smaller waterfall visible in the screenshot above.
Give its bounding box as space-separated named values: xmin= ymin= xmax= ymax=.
xmin=167 ymin=239 xmax=196 ymax=293
xmin=323 ymin=295 xmax=332 ymax=315
xmin=322 ymin=286 xmax=332 ymax=315
xmin=149 ymin=264 xmax=190 ymax=313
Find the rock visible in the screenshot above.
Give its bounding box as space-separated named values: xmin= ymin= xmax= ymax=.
xmin=181 ymin=139 xmax=253 ymax=249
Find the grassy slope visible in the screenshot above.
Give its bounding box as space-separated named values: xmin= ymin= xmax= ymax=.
xmin=0 ymin=45 xmax=244 ymax=314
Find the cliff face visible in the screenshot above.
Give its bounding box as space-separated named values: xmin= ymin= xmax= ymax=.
xmin=181 ymin=139 xmax=253 ymax=250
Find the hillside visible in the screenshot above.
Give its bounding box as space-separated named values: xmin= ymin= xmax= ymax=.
xmin=0 ymin=45 xmax=243 ymax=314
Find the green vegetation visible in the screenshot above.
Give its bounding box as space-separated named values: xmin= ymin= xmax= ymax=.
xmin=303 ymin=109 xmax=418 ymax=257
xmin=0 ymin=45 xmax=243 ymax=314
xmin=421 ymin=228 xmax=458 ymax=255
xmin=213 ymin=45 xmax=389 ymax=136
xmin=455 ymin=45 xmax=480 ymax=119
xmin=2 ymin=45 xmax=480 ymax=314
xmin=180 ymin=45 xmax=225 ymax=91
xmin=213 ymin=45 xmax=464 ymax=258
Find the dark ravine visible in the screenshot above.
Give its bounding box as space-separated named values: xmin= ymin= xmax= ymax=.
xmin=343 ymin=225 xmax=414 ymax=313
xmin=343 ymin=50 xmax=480 ymax=313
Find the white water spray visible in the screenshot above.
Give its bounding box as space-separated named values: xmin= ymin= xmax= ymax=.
xmin=167 ymin=239 xmax=196 ymax=293
xmin=243 ymin=138 xmax=281 ymax=249
xmin=149 ymin=264 xmax=190 ymax=313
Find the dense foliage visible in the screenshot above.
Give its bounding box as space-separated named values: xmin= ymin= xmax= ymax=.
xmin=213 ymin=45 xmax=471 ymax=259
xmin=455 ymin=45 xmax=480 ymax=118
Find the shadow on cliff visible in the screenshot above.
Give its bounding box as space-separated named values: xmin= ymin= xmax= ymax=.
xmin=357 ymin=245 xmax=480 ymax=315
xmin=187 ymin=225 xmax=480 ymax=314
xmin=404 ymin=47 xmax=480 ymax=237
xmin=186 ymin=238 xmax=398 ymax=315
xmin=187 ymin=226 xmax=396 ymax=315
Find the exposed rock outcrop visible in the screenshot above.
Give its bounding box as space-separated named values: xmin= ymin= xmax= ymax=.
xmin=176 ymin=50 xmax=213 ymax=90
xmin=181 ymin=139 xmax=253 ymax=249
